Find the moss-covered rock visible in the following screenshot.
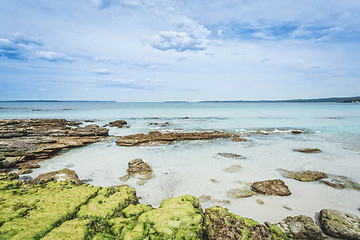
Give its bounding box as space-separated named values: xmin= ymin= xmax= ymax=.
xmin=118 ymin=195 xmax=204 ymax=240
xmin=77 ymin=186 xmax=138 ymax=219
xmin=319 ymin=209 xmax=360 ymax=239
xmin=0 ymin=177 xmax=100 ymax=239
xmin=41 ymin=218 xmax=91 ymax=240
xmin=204 ymin=206 xmax=289 ymax=240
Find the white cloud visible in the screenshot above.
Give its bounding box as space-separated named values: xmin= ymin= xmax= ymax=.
xmin=149 ymin=17 xmax=211 ymax=52
xmin=35 ymin=51 xmax=73 ymax=62
xmin=93 ymin=68 xmax=113 ymax=74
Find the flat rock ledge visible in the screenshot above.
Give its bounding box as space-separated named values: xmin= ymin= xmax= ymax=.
xmin=294 ymin=148 xmax=322 ymax=153
xmin=0 ymin=119 xmax=108 ymax=173
xmin=277 ymin=168 xmax=328 ymax=182
xmin=319 ymin=209 xmax=360 ymax=240
xmin=116 ymin=130 xmax=244 ymax=146
xmin=252 ymin=179 xmax=292 ymax=196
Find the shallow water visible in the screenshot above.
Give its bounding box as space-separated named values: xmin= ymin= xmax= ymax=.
xmin=1 ymin=101 xmax=360 ymax=225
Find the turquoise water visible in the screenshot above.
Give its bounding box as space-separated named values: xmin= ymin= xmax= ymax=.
xmin=1 ymin=101 xmax=359 ymax=223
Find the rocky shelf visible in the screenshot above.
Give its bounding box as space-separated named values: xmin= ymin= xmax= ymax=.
xmin=0 ymin=119 xmax=109 ymax=174
xmin=2 ymin=170 xmax=359 ymax=240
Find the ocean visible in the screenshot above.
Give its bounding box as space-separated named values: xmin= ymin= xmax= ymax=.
xmin=1 ymin=101 xmax=359 ymax=224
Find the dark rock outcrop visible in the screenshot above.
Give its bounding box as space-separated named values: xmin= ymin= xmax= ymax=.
xmin=319 ymin=209 xmax=360 ymax=239
xmin=252 ymin=179 xmax=291 ymax=196
xmin=116 ymin=131 xmax=241 ymax=146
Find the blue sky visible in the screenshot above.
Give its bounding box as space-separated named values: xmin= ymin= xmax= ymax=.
xmin=1 ymin=0 xmax=360 ymax=101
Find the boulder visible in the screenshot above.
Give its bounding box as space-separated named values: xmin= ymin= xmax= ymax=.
xmin=277 ymin=168 xmax=327 ymax=182
xmin=268 ymin=215 xmax=325 ymax=240
xmin=252 ymin=179 xmax=291 ymax=196
xmin=319 ymin=209 xmax=360 ymax=239
xmin=204 ymin=206 xmax=288 ymax=239
xmin=294 ymin=148 xmax=322 ymax=153
xmin=120 ymin=158 xmax=154 ymax=181
xmin=35 ymin=168 xmax=82 ymax=185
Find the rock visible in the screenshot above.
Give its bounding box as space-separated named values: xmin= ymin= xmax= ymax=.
xmin=108 ymin=120 xmax=128 ymax=128
xmin=215 ymin=153 xmax=247 ymax=159
xmin=282 ymin=205 xmax=292 ymax=211
xmin=211 ymin=199 xmax=231 ymax=205
xmin=327 ymin=174 xmax=360 ymax=191
xmin=294 ymin=148 xmax=322 ymax=153
xmin=136 ymin=180 xmax=146 ymax=186
xmin=35 ymin=168 xmax=82 ymax=185
xmin=204 ymin=206 xmax=288 ymax=240
xmin=148 ymin=122 xmax=170 ymax=127
xmin=277 ymin=168 xmax=327 ymax=182
xmin=0 ymin=119 xmax=108 ymax=171
xmin=223 ymin=165 xmax=242 ymax=173
xmin=120 ymin=158 xmax=154 ymax=182
xmin=18 ymin=168 xmax=32 ymax=175
xmin=116 ymin=131 xmax=241 ymax=146
xmin=227 ymin=187 xmax=256 ymax=198
xmin=256 ymin=199 xmax=264 ymax=205
xmin=319 ymin=209 xmax=360 ymax=239
xmin=291 ymin=130 xmax=303 ymax=134
xmin=199 ymin=195 xmax=211 ymax=202
xmin=269 ymin=215 xmax=325 ymax=240
xmin=231 ymin=137 xmax=247 ymax=141
xmin=252 ymin=179 xmax=291 ymax=196
xmin=210 ymin=178 xmax=219 ymax=183
xmin=320 ymin=180 xmax=346 ymax=189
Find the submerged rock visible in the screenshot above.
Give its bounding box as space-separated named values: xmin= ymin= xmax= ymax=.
xmin=320 ymin=180 xmax=346 ymax=189
xmin=294 ymin=148 xmax=322 ymax=153
xmin=204 ymin=206 xmax=288 ymax=239
xmin=319 ymin=209 xmax=360 ymax=239
xmin=277 ymin=168 xmax=327 ymax=182
xmin=223 ymin=164 xmax=242 ymax=173
xmin=252 ymin=179 xmax=291 ymax=196
xmin=199 ymin=195 xmax=211 ymax=202
xmin=269 ymin=215 xmax=325 ymax=240
xmin=116 ymin=130 xmax=241 ymax=146
xmin=35 ymin=168 xmax=82 ymax=185
xmin=215 ymin=152 xmax=247 ymax=159
xmin=227 ymin=187 xmax=256 ymax=198
xmin=327 ymin=174 xmax=360 ymax=191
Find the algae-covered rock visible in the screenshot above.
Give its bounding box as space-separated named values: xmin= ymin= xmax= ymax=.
xmin=270 ymin=215 xmax=325 ymax=239
xmin=277 ymin=168 xmax=327 ymax=182
xmin=204 ymin=206 xmax=289 ymax=239
xmin=118 ymin=195 xmax=204 ymax=240
xmin=327 ymin=174 xmax=360 ymax=191
xmin=252 ymin=179 xmax=291 ymax=196
xmin=0 ymin=179 xmax=100 ymax=239
xmin=319 ymin=209 xmax=360 ymax=239
xmin=77 ymin=186 xmax=138 ymax=219
xmin=41 ymin=218 xmax=92 ymax=240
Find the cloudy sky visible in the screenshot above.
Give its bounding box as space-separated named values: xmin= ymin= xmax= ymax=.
xmin=1 ymin=0 xmax=360 ymax=101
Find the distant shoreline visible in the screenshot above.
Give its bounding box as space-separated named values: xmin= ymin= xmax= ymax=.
xmin=0 ymin=96 xmax=359 ymax=103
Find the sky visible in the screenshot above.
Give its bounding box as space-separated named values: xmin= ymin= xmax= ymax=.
xmin=1 ymin=0 xmax=360 ymax=101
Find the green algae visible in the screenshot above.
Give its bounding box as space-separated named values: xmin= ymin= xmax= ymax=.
xmin=77 ymin=186 xmax=137 ymax=219
xmin=118 ymin=195 xmax=204 ymax=240
xmin=41 ymin=219 xmax=91 ymax=240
